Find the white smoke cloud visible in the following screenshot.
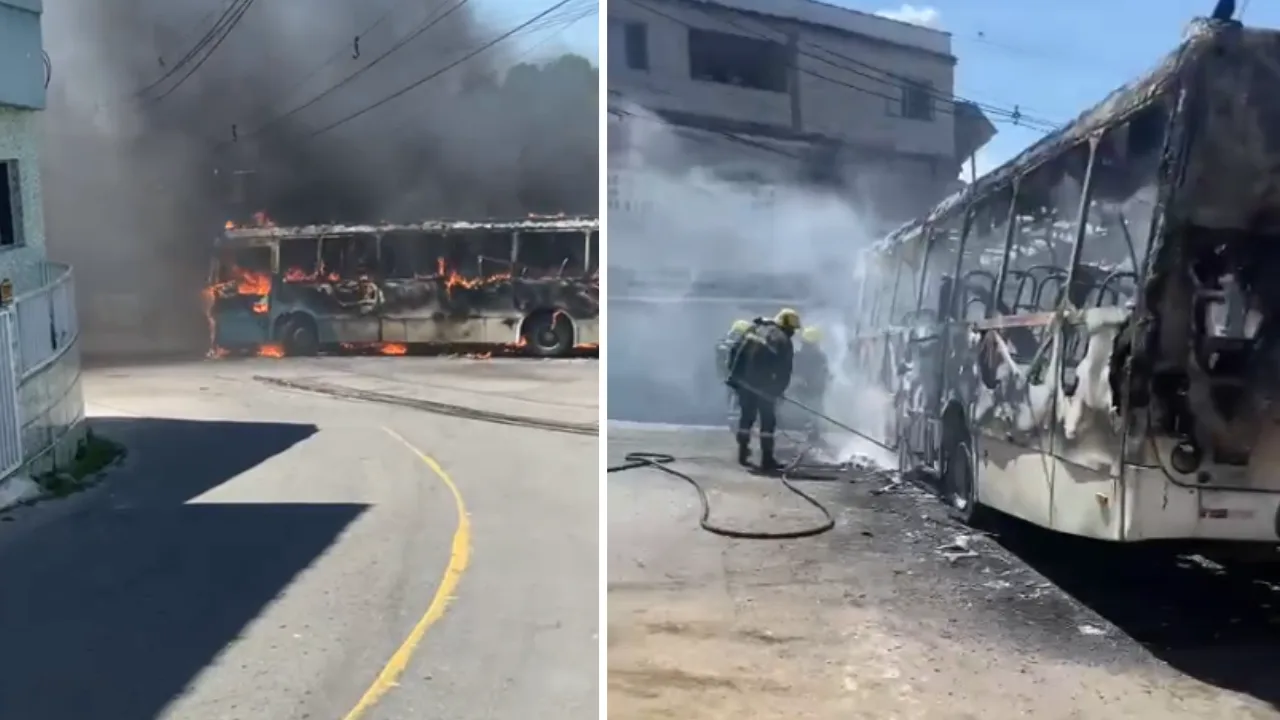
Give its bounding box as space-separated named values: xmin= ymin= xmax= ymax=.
xmin=608 ymin=105 xmax=896 ymax=449
xmin=957 ymin=147 xmax=1001 ymax=181
xmin=874 ymin=4 xmax=943 ymax=29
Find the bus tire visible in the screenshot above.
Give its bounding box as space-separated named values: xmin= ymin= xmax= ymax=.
xmin=279 ymin=314 xmax=319 ymax=357
xmin=523 ymin=311 xmax=573 ymax=357
xmin=943 ymin=435 xmax=984 ymax=526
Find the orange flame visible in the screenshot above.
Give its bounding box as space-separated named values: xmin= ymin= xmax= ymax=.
xmin=258 ymin=344 xmax=285 ymax=358
xmin=205 ymin=264 xmax=273 ymax=357
xmin=379 ymin=343 xmax=408 ymax=356
xmin=426 ymin=257 xmax=512 ymax=291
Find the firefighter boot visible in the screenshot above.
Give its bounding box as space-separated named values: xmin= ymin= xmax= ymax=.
xmin=737 ymin=440 xmax=751 ymax=467
xmin=760 ymin=437 xmax=781 ymax=473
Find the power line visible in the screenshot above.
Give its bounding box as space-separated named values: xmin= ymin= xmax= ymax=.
xmin=508 ymin=7 xmax=597 ymax=63
xmin=132 ymin=0 xmax=253 ymax=100
xmin=306 ymin=0 xmax=577 ymax=138
xmin=169 ymin=0 xmax=241 ymax=56
xmin=148 ymin=0 xmax=259 ymax=102
xmin=622 ymin=0 xmax=1059 ymax=133
xmin=373 ymin=1 xmax=596 ymax=137
xmin=269 ymin=0 xmax=420 ymax=110
xmin=227 ymin=0 xmax=473 ymax=144
xmin=608 ymin=102 xmax=805 ymax=161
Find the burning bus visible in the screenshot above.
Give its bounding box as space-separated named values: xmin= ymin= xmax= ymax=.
xmin=205 ymin=216 xmax=599 ymax=357
xmin=845 ymin=17 xmax=1280 ymax=550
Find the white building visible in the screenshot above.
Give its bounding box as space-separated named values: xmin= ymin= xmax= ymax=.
xmin=607 ymin=0 xmax=995 ymax=224
xmin=0 ymin=0 xmax=86 ymax=485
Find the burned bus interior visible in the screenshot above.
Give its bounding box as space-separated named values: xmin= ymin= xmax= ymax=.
xmin=872 ymin=18 xmax=1280 ymax=495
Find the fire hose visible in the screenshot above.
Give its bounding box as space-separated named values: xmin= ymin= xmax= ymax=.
xmin=606 ymin=381 xmax=893 ymax=540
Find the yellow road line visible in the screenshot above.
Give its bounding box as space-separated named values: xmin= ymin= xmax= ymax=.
xmin=342 ymin=427 xmax=473 ymax=720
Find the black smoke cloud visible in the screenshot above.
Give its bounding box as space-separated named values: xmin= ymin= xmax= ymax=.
xmin=38 ymin=0 xmax=598 ymax=359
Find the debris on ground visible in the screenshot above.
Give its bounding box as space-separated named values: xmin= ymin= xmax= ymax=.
xmin=938 ymin=534 xmax=981 ymax=563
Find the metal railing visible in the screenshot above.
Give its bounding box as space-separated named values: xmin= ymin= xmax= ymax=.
xmin=13 ymin=262 xmax=77 ymax=380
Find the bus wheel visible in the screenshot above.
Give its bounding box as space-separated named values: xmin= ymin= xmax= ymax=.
xmin=279 ymin=315 xmax=319 ymax=357
xmin=943 ymin=436 xmax=983 ymax=525
xmin=523 ymin=311 xmax=573 ymax=357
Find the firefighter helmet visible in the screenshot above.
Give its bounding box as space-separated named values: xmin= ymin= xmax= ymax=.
xmin=775 ymin=308 xmax=802 ymax=331
xmin=730 ymin=319 xmax=751 ymax=334
xmin=801 ymin=326 xmax=822 ymax=344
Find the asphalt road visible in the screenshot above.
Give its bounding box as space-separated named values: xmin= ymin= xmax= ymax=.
xmin=0 ymin=357 xmax=599 ymax=720
xmin=608 ymin=424 xmax=1280 ymax=719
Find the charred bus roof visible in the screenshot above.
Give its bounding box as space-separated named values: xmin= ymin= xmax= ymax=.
xmin=219 ymin=216 xmax=599 ymax=246
xmin=877 ymin=17 xmax=1280 ymax=252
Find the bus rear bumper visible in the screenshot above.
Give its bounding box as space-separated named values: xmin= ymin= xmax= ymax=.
xmin=1125 ymin=466 xmax=1280 ymax=543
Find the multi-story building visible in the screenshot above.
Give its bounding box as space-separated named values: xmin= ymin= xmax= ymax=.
xmin=607 ymin=0 xmax=995 ymax=225
xmin=0 ymin=0 xmax=87 ymax=489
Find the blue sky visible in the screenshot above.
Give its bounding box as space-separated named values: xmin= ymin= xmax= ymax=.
xmin=476 ymin=0 xmax=600 ymax=63
xmin=833 ymin=1 xmax=1272 ymax=174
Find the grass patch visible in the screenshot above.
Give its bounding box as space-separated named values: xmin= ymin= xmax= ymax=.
xmin=36 ymin=429 xmax=126 ymax=497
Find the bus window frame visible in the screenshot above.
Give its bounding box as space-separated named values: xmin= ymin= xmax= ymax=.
xmin=990 ymin=179 xmax=1022 ymax=317
xmin=514 ymin=229 xmax=590 ymax=276
xmin=952 ymin=184 xmax=1016 ymax=322
xmin=913 ymin=228 xmax=935 ymax=318
xmin=943 ymin=208 xmax=976 ymax=323
xmin=214 ymin=240 xmax=277 ymax=282
xmin=278 ymin=235 xmax=323 ymax=278
xmin=886 ymin=259 xmax=904 ymax=325
xmin=1061 ymin=136 xmax=1102 ymax=306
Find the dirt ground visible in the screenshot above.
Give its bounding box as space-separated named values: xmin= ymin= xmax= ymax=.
xmin=607 ymin=425 xmax=1280 ymax=720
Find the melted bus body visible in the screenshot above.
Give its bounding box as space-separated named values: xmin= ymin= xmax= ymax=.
xmin=850 ymin=19 xmax=1280 ymax=546
xmin=207 ymin=217 xmax=599 ymax=357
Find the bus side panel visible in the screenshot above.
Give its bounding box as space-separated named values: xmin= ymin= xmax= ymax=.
xmin=1043 ymin=317 xmax=1130 ymax=540
xmin=965 ymin=321 xmax=1056 ymax=529
xmin=382 ymin=314 xmax=520 ymax=344
xmin=211 ymin=298 xmax=270 ymax=349
xmin=574 ymin=317 xmax=599 ymax=345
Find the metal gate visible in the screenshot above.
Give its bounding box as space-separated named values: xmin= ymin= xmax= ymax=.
xmin=0 ymin=309 xmax=24 ymax=479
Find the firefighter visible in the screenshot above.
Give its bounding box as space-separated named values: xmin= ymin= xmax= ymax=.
xmin=717 ymin=319 xmax=753 ymax=429
xmin=793 ymin=325 xmax=830 ymax=444
xmin=716 ymin=319 xmax=753 ymax=382
xmin=726 ymin=308 xmax=801 ymax=471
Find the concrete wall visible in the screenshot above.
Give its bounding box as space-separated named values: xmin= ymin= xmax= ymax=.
xmin=19 ymin=334 xmax=83 ymax=477
xmin=0 ymin=104 xmax=49 ymax=292
xmin=608 ymin=0 xmax=955 ymax=159
xmin=0 ymin=1 xmax=45 ymax=111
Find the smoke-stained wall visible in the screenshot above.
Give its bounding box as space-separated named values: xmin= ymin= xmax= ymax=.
xmin=38 ymin=0 xmax=597 ymax=360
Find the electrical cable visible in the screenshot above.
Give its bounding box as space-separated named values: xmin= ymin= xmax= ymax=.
xmin=622 ymin=0 xmax=1060 ymax=133
xmin=507 ymin=7 xmax=596 ymax=63
xmin=305 ymin=0 xmax=576 ymax=138
xmin=149 ymin=0 xmax=258 ymax=102
xmin=229 ymin=0 xmax=473 ymax=144
xmin=608 ymin=103 xmax=806 ymax=161
xmin=267 ymin=0 xmax=425 ymax=113
xmin=132 ymin=0 xmax=253 ymax=100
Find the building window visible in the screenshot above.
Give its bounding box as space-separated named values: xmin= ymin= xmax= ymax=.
xmin=688 ymin=29 xmax=788 ymax=93
xmin=900 ymin=80 xmax=934 ymax=121
xmin=0 ymin=161 xmax=21 ymax=248
xmin=624 ymin=22 xmax=649 ymax=71
xmin=609 ymin=20 xmax=649 ymax=71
